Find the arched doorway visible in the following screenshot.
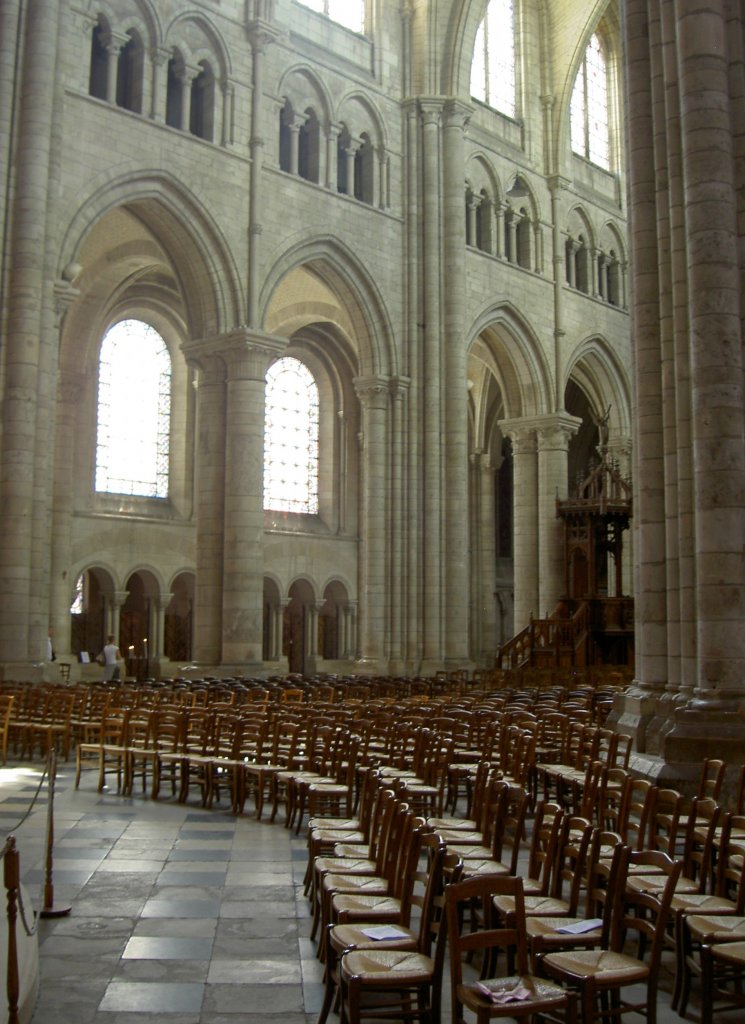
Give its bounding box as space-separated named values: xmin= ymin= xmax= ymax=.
xmin=164 ymin=572 xmax=194 ymax=662
xmin=69 ymin=567 xmax=111 ymax=659
xmin=120 ymin=571 xmax=158 ymax=679
xmin=283 ymin=579 xmax=315 ymax=675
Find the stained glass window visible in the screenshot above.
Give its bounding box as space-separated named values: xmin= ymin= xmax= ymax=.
xmin=70 ymin=573 xmax=85 ymax=615
xmin=264 ymin=357 xmax=319 ymax=514
xmin=95 ymin=319 xmax=171 ymax=497
xmin=470 ymin=0 xmax=516 ymax=118
xmin=571 ymin=33 xmax=610 ymax=170
xmin=295 ymin=0 xmax=365 ymax=33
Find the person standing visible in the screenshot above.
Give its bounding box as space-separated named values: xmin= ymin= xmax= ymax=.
xmin=101 ymin=635 xmax=121 ymax=681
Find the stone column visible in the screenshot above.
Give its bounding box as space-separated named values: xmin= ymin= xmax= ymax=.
xmin=272 ymin=600 xmax=288 ymax=662
xmin=470 ymin=450 xmax=498 ymax=664
xmin=343 ymin=138 xmax=361 ymax=196
xmin=442 ymin=99 xmax=472 ymax=665
xmin=0 ymin=0 xmax=62 ymax=666
xmin=149 ymin=47 xmax=170 ymax=122
xmin=181 ymin=352 xmax=226 ymax=666
xmin=500 ymin=422 xmax=538 ymax=630
xmin=419 ymin=100 xmax=444 ymax=666
xmin=153 ymin=596 xmax=170 ymax=660
xmin=354 ymin=377 xmax=390 ymax=669
xmin=387 ymin=378 xmax=409 ymax=670
xmin=220 ymin=81 xmax=235 ymax=147
xmin=179 ymin=64 xmax=200 ymax=133
xmin=50 ymin=368 xmax=85 ymax=659
xmin=106 ymin=37 xmax=125 ymax=103
xmin=189 ymin=330 xmax=287 ymax=669
xmin=111 ymin=591 xmax=130 ymax=643
xmin=565 ymin=238 xmax=577 ymax=288
xmin=326 ymin=123 xmax=341 ymax=191
xmin=495 ymin=201 xmax=506 ymax=259
xmin=467 ymin=194 xmax=480 ymax=247
xmin=535 ymin=414 xmax=581 ymax=615
xmin=247 ymin=22 xmax=278 ymax=326
xmin=616 ymin=0 xmax=745 ymax=768
xmin=284 ymin=112 xmax=306 ymax=176
xmin=346 ymin=602 xmax=358 ymax=660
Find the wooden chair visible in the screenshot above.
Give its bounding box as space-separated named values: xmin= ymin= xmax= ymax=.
xmin=75 ymin=708 xmax=129 ymax=792
xmin=444 ymin=873 xmax=577 ymax=1024
xmin=673 ymin=811 xmax=745 ymax=1015
xmin=317 ymin=802 xmax=418 ymax=946
xmin=0 ymin=694 xmax=15 ymax=765
xmin=495 ymin=816 xmax=594 ymax=923
xmin=700 ymin=940 xmax=745 ymax=1024
xmin=540 ymin=849 xmax=681 ymax=1024
xmin=317 ymin=835 xmax=457 ymax=1024
xmin=527 ymin=834 xmax=630 ymax=969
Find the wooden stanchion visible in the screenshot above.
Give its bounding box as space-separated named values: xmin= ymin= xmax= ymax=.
xmin=4 ymin=836 xmax=20 ymax=1024
xmin=39 ymin=750 xmax=71 ymax=918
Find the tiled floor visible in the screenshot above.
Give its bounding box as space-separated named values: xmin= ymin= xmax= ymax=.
xmin=0 ymin=759 xmax=724 ymax=1023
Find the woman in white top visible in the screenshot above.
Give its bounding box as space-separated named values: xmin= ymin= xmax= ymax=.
xmin=101 ymin=636 xmax=121 ymax=681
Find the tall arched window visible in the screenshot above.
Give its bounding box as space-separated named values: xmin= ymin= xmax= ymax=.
xmin=470 ymin=0 xmax=516 ymax=118
xmin=264 ymin=357 xmax=319 ymax=514
xmin=95 ymin=319 xmax=171 ymax=497
xmin=571 ymin=33 xmax=611 ymax=169
xmin=296 ymin=0 xmax=365 ymax=34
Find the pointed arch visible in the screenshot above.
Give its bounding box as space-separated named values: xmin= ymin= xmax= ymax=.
xmin=57 ymin=171 xmax=244 ymax=338
xmin=260 ymin=237 xmax=397 ymax=378
xmin=467 ymin=300 xmax=555 ymax=419
xmin=565 ymin=333 xmax=632 ymax=437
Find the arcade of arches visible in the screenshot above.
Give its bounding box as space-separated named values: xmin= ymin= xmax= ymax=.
xmin=0 ymin=0 xmax=743 ymax=782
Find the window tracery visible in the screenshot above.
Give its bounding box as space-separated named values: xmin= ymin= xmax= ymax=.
xmin=264 ymin=357 xmax=320 ymax=514
xmin=95 ymin=319 xmax=171 ymax=499
xmin=470 ymin=0 xmax=516 ymax=118
xmin=571 ymin=33 xmax=611 ymax=169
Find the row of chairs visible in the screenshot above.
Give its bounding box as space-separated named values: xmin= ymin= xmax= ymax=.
xmin=302 ymin=763 xmax=692 ymax=1024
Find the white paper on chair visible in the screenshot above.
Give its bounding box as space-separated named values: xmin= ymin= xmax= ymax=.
xmin=556 ymin=918 xmax=603 ymax=934
xmin=360 ymin=925 xmax=411 ymax=940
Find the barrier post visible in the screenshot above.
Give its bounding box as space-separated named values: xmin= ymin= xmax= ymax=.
xmin=39 ymin=750 xmax=71 ymax=918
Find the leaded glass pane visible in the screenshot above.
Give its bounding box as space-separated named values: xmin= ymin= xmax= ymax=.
xmin=471 ymin=0 xmax=516 ymax=118
xmin=586 ymin=35 xmax=610 ymax=168
xmin=264 ymin=357 xmax=319 ymax=514
xmin=95 ymin=319 xmax=171 ymax=498
xmin=571 ymin=33 xmax=610 ymax=170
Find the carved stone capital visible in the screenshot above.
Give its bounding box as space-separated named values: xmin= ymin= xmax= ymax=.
xmin=183 ymin=329 xmax=287 ymax=382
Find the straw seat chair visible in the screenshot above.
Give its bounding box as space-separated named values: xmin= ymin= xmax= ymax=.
xmin=444 ymin=873 xmax=577 ymax=1024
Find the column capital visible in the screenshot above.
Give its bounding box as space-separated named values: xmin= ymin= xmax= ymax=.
xmin=150 ymin=46 xmax=171 ymax=68
xmin=534 ymin=412 xmax=583 ymax=451
xmin=354 ymin=375 xmax=391 ymax=408
xmin=389 ymin=376 xmax=411 ymax=401
xmin=442 ymin=99 xmax=473 ymax=131
xmin=247 ymin=20 xmax=280 ymax=53
xmin=113 ymin=590 xmax=130 ymax=608
xmin=183 ymin=329 xmax=288 ymax=381
xmin=54 ymin=279 xmax=80 ymax=327
xmin=418 ymin=98 xmax=445 ymax=127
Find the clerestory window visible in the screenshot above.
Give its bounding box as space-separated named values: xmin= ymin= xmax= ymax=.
xmin=470 ymin=0 xmax=516 ymax=118
xmin=295 ymin=0 xmax=365 ymax=34
xmin=571 ymin=33 xmax=611 ymax=170
xmin=264 ymin=357 xmax=319 ymax=514
xmin=95 ymin=319 xmax=171 ymax=498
